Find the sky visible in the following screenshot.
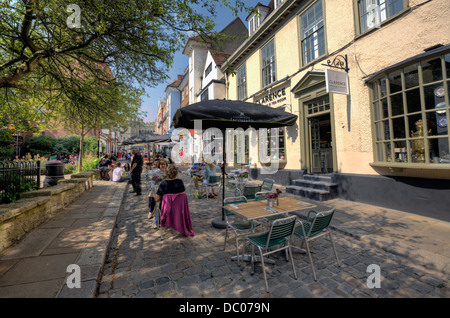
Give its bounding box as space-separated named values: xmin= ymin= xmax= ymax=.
xmin=141 ymin=0 xmax=262 ymax=123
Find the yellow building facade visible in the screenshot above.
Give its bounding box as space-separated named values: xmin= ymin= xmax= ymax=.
xmin=223 ymin=0 xmax=450 ymax=220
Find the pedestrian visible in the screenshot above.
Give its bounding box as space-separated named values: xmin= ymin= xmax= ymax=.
xmin=129 ymin=148 xmax=143 ymax=196
xmin=148 ymin=159 xmax=168 ymax=221
xmin=112 ymin=162 xmax=131 ymax=182
xmin=179 ymin=147 xmax=184 ymax=162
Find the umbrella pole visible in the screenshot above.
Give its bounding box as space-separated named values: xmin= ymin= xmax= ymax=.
xmin=212 ymin=129 xmax=227 ymax=229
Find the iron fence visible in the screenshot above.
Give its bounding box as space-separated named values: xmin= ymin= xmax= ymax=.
xmin=0 ymin=160 xmax=41 ymax=204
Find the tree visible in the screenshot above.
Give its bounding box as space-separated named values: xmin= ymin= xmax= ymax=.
xmin=0 ymin=0 xmax=255 ymax=131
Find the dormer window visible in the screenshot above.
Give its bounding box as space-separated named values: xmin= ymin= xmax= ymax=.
xmin=247 ymin=4 xmax=269 ymax=36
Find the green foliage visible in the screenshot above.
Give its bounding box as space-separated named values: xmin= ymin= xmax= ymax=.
xmin=20 ymin=135 xmax=101 ymax=157
xmin=0 ymin=145 xmax=14 ymax=159
xmin=56 ymin=136 xmax=79 ymax=154
xmin=0 ymin=178 xmax=39 ymax=204
xmin=0 ymin=0 xmax=255 ymax=130
xmin=64 ymin=163 xmax=77 ymax=175
xmin=80 ymin=153 xmax=100 ymax=173
xmin=21 ymin=135 xmax=56 ymax=156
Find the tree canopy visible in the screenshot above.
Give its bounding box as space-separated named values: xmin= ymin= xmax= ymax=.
xmin=0 ymin=0 xmax=254 ymax=133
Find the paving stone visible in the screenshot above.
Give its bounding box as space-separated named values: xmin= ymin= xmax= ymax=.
xmin=92 ymin=171 xmax=450 ymax=299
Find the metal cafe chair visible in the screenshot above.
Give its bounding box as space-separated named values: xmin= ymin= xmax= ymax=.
xmin=203 ymin=175 xmax=220 ymax=200
xmin=243 ymin=215 xmax=298 ymax=293
xmin=242 ymin=184 xmax=261 ymax=201
xmin=223 ymin=196 xmax=258 ymax=265
xmin=293 ymin=209 xmax=341 ymax=281
xmin=260 ymin=178 xmax=275 ymax=192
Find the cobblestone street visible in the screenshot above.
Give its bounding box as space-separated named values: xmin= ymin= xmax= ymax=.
xmin=97 ymin=172 xmax=449 ymax=298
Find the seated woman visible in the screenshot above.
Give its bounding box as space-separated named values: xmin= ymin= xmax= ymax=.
xmin=152 ymin=165 xmax=185 ymax=229
xmin=189 ymin=158 xmax=205 ymax=190
xmin=112 ymin=162 xmax=130 ymax=182
xmin=203 ymin=162 xmax=218 ymax=198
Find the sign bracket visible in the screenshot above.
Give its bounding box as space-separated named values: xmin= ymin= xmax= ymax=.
xmin=322 ymin=54 xmax=349 ymax=73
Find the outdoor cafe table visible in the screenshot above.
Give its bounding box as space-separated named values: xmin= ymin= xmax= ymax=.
xmin=223 ymin=197 xmax=316 ymax=273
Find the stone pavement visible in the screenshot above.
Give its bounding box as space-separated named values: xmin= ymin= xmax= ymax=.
xmin=0 ymin=168 xmax=449 ymax=298
xmin=97 ymin=171 xmax=450 ymax=298
xmin=0 ymin=180 xmax=128 ymax=298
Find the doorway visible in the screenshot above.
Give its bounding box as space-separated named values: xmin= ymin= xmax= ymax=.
xmin=308 ymin=113 xmax=333 ymax=173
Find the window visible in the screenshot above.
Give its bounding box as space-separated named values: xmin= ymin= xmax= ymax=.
xmin=262 ymin=40 xmax=276 ymax=87
xmin=371 ymin=52 xmax=450 ymax=165
xmin=249 ymin=17 xmax=255 ymax=35
xmin=201 ymin=89 xmax=209 ymax=101
xmin=265 ymin=127 xmax=286 ymax=161
xmin=237 ymin=64 xmax=247 ymax=100
xmin=306 ymin=95 xmax=330 ymax=115
xmin=358 ymin=0 xmax=406 ymax=33
xmin=205 ymin=63 xmax=212 ymax=78
xmin=300 ymin=1 xmax=325 ymax=65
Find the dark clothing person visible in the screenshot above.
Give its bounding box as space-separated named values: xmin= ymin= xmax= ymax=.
xmin=131 ymin=152 xmax=144 ymax=195
xmin=156 ymin=179 xmax=185 ymax=209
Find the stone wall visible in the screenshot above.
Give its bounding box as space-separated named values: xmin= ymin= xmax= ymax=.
xmin=0 ymin=169 xmax=101 ymax=254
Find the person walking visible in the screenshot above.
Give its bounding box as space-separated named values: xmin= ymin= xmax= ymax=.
xmin=129 ymin=148 xmax=144 ymax=196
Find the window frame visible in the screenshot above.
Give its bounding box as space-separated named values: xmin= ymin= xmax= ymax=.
xmin=237 ymin=63 xmax=247 ymax=100
xmin=261 ymin=39 xmax=276 ymax=88
xmin=299 ymin=0 xmax=326 ymax=66
xmin=355 ymin=0 xmax=409 ymax=36
xmin=369 ymin=50 xmax=450 ymax=167
xmin=205 ymin=62 xmax=213 ymax=78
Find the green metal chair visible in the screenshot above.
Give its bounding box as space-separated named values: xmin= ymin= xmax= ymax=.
xmin=224 ymin=176 xmax=241 ymax=197
xmin=203 ymin=175 xmax=220 ymax=200
xmin=243 ymin=215 xmax=298 ymax=293
xmin=242 ymin=184 xmax=261 ymax=200
xmin=260 ymin=178 xmax=275 ymax=192
xmin=293 ymin=209 xmax=341 ymax=281
xmin=223 ymin=196 xmax=255 ymax=265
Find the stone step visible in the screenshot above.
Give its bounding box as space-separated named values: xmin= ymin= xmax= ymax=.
xmin=303 ymin=174 xmax=333 ymax=182
xmin=286 ymin=185 xmax=335 ymax=201
xmin=291 ymin=179 xmax=338 ymax=195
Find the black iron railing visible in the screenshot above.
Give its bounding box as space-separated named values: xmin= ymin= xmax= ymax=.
xmin=0 ymin=161 xmax=41 ymax=204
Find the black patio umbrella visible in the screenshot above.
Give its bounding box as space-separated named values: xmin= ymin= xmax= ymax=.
xmin=172 ymin=99 xmax=298 ymax=228
xmin=122 ymin=132 xmax=171 ymax=145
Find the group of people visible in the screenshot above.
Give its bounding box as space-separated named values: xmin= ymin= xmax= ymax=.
xmin=189 ymin=158 xmax=221 ymax=198
xmin=99 ymin=148 xmax=224 ymax=236
xmin=12 ymin=152 xmax=78 ymax=164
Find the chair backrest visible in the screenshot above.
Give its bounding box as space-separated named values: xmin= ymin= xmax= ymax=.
xmin=223 ymin=196 xmax=247 ymax=216
xmin=208 ymin=175 xmax=220 ymax=184
xmin=264 ymin=216 xmax=297 ymax=248
xmin=254 ymin=192 xmax=267 ymax=201
xmin=242 ymin=184 xmax=260 ymax=199
xmin=261 ymin=178 xmax=274 ymax=191
xmin=309 ymin=209 xmax=335 ymax=235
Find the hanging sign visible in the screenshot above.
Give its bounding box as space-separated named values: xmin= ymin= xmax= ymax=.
xmin=325 ymin=68 xmax=349 ymax=95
